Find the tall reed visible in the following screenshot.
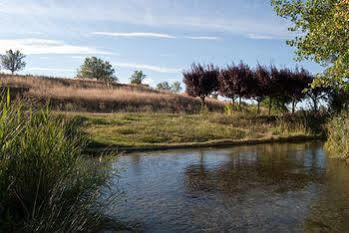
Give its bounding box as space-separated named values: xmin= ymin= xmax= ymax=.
xmin=0 ymin=91 xmax=114 ymax=233
xmin=325 ymin=112 xmax=349 ymax=160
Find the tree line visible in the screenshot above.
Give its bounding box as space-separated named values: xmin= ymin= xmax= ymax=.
xmin=183 ymin=62 xmax=328 ymax=114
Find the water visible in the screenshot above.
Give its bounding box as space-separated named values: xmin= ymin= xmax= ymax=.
xmin=108 ymin=142 xmax=349 ymax=233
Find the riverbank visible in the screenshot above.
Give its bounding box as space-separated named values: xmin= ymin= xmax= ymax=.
xmin=86 ymin=135 xmax=325 ymax=154
xmin=64 ymin=111 xmax=327 ymax=153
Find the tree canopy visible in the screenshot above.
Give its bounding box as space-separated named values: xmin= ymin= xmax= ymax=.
xmin=77 ymin=57 xmax=117 ymax=82
xmin=183 ymin=63 xmax=219 ymax=105
xmin=271 ymin=0 xmax=349 ymax=89
xmin=0 ymin=50 xmax=26 ymax=74
xmin=130 ymin=70 xmax=146 ymax=85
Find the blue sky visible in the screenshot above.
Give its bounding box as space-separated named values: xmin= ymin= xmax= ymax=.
xmin=0 ymin=0 xmax=323 ymax=86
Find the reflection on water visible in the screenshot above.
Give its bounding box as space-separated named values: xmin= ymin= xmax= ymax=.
xmin=109 ymin=142 xmax=349 ymax=233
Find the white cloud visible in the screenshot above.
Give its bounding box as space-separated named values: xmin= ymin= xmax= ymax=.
xmin=93 ymin=32 xmax=221 ymax=41
xmin=184 ymin=36 xmax=220 ymax=40
xmin=0 ymin=38 xmax=114 ymax=55
xmin=92 ymin=32 xmax=176 ymax=39
xmin=114 ymin=62 xmax=181 ymax=73
xmin=0 ymin=1 xmax=291 ymax=39
xmin=247 ymin=33 xmax=277 ymax=40
xmin=71 ymin=56 xmax=85 ymax=59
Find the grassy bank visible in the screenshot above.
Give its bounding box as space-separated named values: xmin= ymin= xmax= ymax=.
xmin=0 ymin=97 xmax=115 ymax=233
xmin=70 ymin=111 xmax=326 ymax=149
xmin=1 ymin=74 xmax=224 ymax=113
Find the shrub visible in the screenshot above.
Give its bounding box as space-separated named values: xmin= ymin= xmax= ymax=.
xmin=325 ymin=112 xmax=349 ymax=160
xmin=0 ymin=92 xmax=114 ymax=233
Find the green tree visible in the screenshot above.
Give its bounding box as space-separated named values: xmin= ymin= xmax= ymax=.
xmin=130 ymin=70 xmax=146 ymax=85
xmin=157 ymin=81 xmax=171 ymax=91
xmin=271 ymin=0 xmax=349 ymax=89
xmin=171 ymin=81 xmax=182 ymax=93
xmin=77 ymin=57 xmax=117 ymax=82
xmin=0 ymin=49 xmax=26 ymax=74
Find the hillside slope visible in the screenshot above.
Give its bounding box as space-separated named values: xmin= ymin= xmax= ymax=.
xmin=0 ymin=74 xmax=224 ymax=113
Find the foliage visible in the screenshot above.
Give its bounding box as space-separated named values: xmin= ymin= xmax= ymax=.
xmin=156 ymin=81 xmax=171 ymax=91
xmin=0 ymin=94 xmax=113 ymax=233
xmin=0 ymin=50 xmax=26 ymax=74
xmin=157 ymin=81 xmax=182 ymax=93
xmin=183 ymin=63 xmax=220 ymax=105
xmin=271 ymin=0 xmax=349 ymax=89
xmin=251 ymin=65 xmax=270 ymax=112
xmin=325 ymin=111 xmax=349 ymax=160
xmin=130 ymin=70 xmax=146 ymax=85
xmin=78 ymin=57 xmax=117 ymax=82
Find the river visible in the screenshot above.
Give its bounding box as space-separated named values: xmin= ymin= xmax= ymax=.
xmin=108 ymin=142 xmax=349 ymax=233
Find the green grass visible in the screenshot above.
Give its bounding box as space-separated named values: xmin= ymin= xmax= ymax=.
xmin=69 ymin=111 xmax=323 ymax=148
xmin=0 ymin=96 xmax=115 ymax=233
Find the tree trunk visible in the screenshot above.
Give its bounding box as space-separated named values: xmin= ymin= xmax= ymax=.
xmin=257 ymin=101 xmax=261 ymax=114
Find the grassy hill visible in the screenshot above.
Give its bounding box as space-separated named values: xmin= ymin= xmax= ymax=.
xmin=0 ymin=74 xmax=224 ymax=113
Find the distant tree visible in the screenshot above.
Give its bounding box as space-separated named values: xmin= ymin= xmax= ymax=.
xmin=157 ymin=81 xmax=172 ymax=91
xmin=183 ymin=63 xmax=219 ymax=105
xmin=0 ymin=49 xmax=26 ymax=74
xmin=171 ymin=81 xmax=182 ymax=93
xmin=130 ymin=70 xmax=146 ymax=85
xmin=78 ymin=57 xmax=117 ymax=82
xmin=252 ymin=65 xmax=270 ymax=113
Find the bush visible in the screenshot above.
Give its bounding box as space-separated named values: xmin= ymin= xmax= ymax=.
xmin=325 ymin=112 xmax=349 ymax=160
xmin=0 ymin=92 xmax=114 ymax=233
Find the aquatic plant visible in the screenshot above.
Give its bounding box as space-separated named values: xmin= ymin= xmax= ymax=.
xmin=0 ymin=91 xmax=114 ymax=233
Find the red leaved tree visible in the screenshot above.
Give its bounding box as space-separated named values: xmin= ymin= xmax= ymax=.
xmin=183 ymin=63 xmax=220 ymax=105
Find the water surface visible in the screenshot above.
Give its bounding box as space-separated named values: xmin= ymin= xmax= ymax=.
xmin=109 ymin=142 xmax=349 ymax=233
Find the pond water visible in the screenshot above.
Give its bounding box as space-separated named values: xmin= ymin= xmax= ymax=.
xmin=109 ymin=142 xmax=349 ymax=233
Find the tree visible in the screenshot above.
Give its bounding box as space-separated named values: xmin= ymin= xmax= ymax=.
xmin=271 ymin=0 xmax=349 ymax=89
xmin=78 ymin=57 xmax=117 ymax=82
xmin=306 ymin=86 xmax=328 ymax=112
xmin=157 ymin=81 xmax=171 ymax=91
xmin=252 ymin=65 xmax=271 ymax=113
xmin=171 ymin=81 xmax=182 ymax=93
xmin=219 ymin=62 xmax=254 ymax=110
xmin=130 ymin=70 xmax=146 ymax=85
xmin=0 ymin=50 xmax=26 ymax=74
xmin=288 ymin=68 xmax=313 ymax=113
xmin=183 ymin=63 xmax=219 ymax=105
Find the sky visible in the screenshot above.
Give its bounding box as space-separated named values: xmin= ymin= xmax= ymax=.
xmin=0 ymin=0 xmax=323 ymax=87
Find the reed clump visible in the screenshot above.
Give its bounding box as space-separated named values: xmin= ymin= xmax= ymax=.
xmin=0 ymin=91 xmax=114 ymax=233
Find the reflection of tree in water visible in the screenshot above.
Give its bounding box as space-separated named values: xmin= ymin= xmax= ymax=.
xmin=184 ymin=143 xmax=326 ymax=195
xmin=183 ymin=143 xmax=328 ymax=232
xmin=303 ymin=158 xmax=349 ymax=233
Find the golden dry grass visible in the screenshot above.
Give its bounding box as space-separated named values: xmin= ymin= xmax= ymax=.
xmin=0 ymin=74 xmax=224 ymax=113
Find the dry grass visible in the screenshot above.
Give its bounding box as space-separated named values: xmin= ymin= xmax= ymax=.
xmin=0 ymin=74 xmax=224 ymax=113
